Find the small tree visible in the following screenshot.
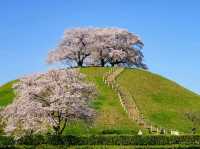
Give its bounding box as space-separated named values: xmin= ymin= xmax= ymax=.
xmin=185 ymin=112 xmax=200 ymax=134
xmin=0 ymin=69 xmax=96 ymax=137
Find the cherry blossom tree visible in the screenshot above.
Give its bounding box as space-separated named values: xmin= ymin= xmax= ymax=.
xmin=47 ymin=27 xmax=147 ymax=69
xmin=107 ymin=48 xmax=147 ymax=69
xmin=47 ymin=28 xmax=96 ymax=67
xmin=0 ymin=69 xmax=96 ymax=137
xmin=107 ymin=49 xmax=127 ymax=66
xmin=93 ymin=28 xmax=146 ymax=68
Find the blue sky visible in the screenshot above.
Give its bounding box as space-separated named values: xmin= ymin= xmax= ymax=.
xmin=0 ymin=0 xmax=200 ymax=94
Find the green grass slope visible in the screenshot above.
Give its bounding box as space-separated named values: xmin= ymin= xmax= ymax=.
xmin=0 ymin=67 xmax=200 ymax=134
xmin=78 ymin=67 xmax=139 ymax=134
xmin=117 ymin=68 xmax=200 ymax=133
xmin=63 ymin=67 xmax=139 ymax=135
xmin=0 ymin=80 xmax=18 ymax=107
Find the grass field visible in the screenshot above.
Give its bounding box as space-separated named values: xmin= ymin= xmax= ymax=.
xmin=0 ymin=67 xmax=200 ymax=134
xmin=117 ymin=68 xmax=200 ymax=133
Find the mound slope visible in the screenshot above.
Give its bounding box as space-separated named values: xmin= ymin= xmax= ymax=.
xmin=0 ymin=67 xmax=200 ymax=134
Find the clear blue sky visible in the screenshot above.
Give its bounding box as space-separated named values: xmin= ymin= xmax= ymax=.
xmin=0 ymin=0 xmax=200 ymax=94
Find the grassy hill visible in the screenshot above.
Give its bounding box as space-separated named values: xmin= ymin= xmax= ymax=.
xmin=0 ymin=67 xmax=200 ymax=134
xmin=117 ymin=68 xmax=200 ymax=133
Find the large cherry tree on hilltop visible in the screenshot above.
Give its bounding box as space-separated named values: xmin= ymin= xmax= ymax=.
xmin=0 ymin=69 xmax=96 ymax=137
xmin=93 ymin=28 xmax=146 ymax=68
xmin=47 ymin=28 xmax=95 ymax=67
xmin=47 ymin=27 xmax=147 ymax=69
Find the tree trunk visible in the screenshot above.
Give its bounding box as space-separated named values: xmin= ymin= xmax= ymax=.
xmin=77 ymin=61 xmax=83 ymax=67
xmin=53 ymin=125 xmax=60 ymax=135
xmin=77 ymin=51 xmax=83 ymax=67
xmin=111 ymin=63 xmax=115 ymax=67
xmin=101 ymin=59 xmax=105 ymax=67
xmin=59 ymin=119 xmax=67 ymax=135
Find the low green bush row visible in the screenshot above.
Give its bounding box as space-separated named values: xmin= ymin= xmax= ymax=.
xmin=1 ymin=135 xmax=200 ymax=146
xmin=2 ymin=144 xmax=200 ymax=149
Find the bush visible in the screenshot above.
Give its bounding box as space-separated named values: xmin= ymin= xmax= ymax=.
xmin=0 ymin=135 xmax=14 ymax=146
xmin=101 ymin=129 xmax=122 ymax=134
xmin=1 ymin=135 xmax=200 ymax=146
xmin=17 ymin=135 xmax=45 ymax=145
xmin=17 ymin=135 xmax=200 ymax=145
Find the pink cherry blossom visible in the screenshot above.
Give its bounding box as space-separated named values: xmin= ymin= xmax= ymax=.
xmin=0 ymin=69 xmax=96 ymax=137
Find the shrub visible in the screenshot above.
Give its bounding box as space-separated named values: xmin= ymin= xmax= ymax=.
xmin=16 ymin=135 xmax=200 ymax=145
xmin=17 ymin=135 xmax=45 ymax=145
xmin=1 ymin=135 xmax=200 ymax=146
xmin=101 ymin=129 xmax=122 ymax=134
xmin=0 ymin=135 xmax=15 ymax=146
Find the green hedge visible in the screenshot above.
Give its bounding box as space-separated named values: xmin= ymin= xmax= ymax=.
xmin=0 ymin=135 xmax=200 ymax=146
xmin=0 ymin=135 xmax=15 ymax=145
xmin=4 ymin=145 xmax=200 ymax=149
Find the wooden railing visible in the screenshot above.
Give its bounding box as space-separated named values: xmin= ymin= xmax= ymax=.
xmin=103 ymin=67 xmax=179 ymax=134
